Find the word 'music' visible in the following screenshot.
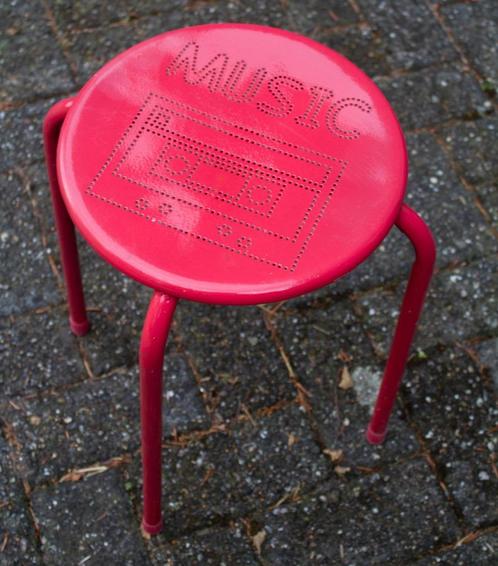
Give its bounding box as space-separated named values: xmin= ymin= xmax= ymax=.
xmin=165 ymin=42 xmax=371 ymax=140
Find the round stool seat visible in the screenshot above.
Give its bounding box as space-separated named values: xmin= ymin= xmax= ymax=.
xmin=58 ymin=23 xmax=407 ymax=304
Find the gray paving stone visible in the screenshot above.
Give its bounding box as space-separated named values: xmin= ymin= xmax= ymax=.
xmin=358 ymin=256 xmax=498 ymax=355
xmin=50 ymin=0 xmax=294 ymax=34
xmin=357 ymin=0 xmax=456 ymax=71
xmin=440 ymin=117 xmax=498 ymax=227
xmin=275 ymin=299 xmax=418 ymax=467
xmin=230 ymin=405 xmax=328 ymax=502
xmin=377 ymin=65 xmax=489 ymax=131
xmin=442 ymin=0 xmax=498 ymax=83
xmin=176 ymin=302 xmax=295 ymax=421
xmin=0 ymin=170 xmax=60 ymax=317
xmin=133 ymin=404 xmax=329 ymax=539
xmin=62 ymin=0 xmax=293 ymax=85
xmin=414 ymin=531 xmax=498 ymax=565
xmin=0 ymin=308 xmax=84 ymax=398
xmin=275 ymin=299 xmax=368 ymax=383
xmin=78 ymin=307 xmax=142 ymax=377
xmin=446 ymin=460 xmax=497 ymax=530
xmin=31 ymin=469 xmax=150 ymax=565
xmin=475 ymin=185 xmax=498 ymax=229
xmin=149 ymin=1 xmax=290 ymax=32
xmin=258 ymin=458 xmax=460 ymax=564
xmin=322 ymin=24 xmax=390 ymax=78
xmin=47 ymin=0 xmax=152 ymax=31
xmin=2 ymin=371 xmax=140 ymax=485
xmin=0 ymin=501 xmax=41 ymax=566
xmin=476 ymin=338 xmax=498 ymax=393
xmin=286 ymin=0 xmax=357 ymax=35
xmin=0 ymin=435 xmax=22 ymax=513
xmin=440 ymin=116 xmax=498 ymax=188
xmin=0 ymin=435 xmax=40 ymax=565
xmin=63 ymin=24 xmax=144 ymax=86
xmin=52 ymin=0 xmax=348 ymax=34
xmin=0 ymin=99 xmax=56 ymax=173
xmin=125 ymin=0 xmax=359 ymax=70
xmin=402 ymin=347 xmax=498 ymax=528
xmin=22 ymin=160 xmax=58 ymax=243
xmin=3 ymin=358 xmax=208 ymax=485
xmin=137 ymin=1 xmax=292 ymax=38
xmin=161 ymin=354 xmax=210 ymax=436
xmin=426 ymin=0 xmax=454 ymax=5
xmin=149 ymin=522 xmax=258 ymax=565
xmin=0 ymin=0 xmax=74 ymax=103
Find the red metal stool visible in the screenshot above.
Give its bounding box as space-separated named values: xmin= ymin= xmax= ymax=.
xmin=43 ymin=24 xmax=435 ymax=534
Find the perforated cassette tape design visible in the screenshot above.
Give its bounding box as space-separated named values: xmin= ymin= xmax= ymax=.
xmin=87 ymin=93 xmax=347 ymax=271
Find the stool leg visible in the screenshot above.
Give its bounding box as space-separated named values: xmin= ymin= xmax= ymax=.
xmin=366 ymin=204 xmax=436 ymax=444
xmin=43 ymin=99 xmax=90 ymax=336
xmin=139 ymin=291 xmax=177 ymax=534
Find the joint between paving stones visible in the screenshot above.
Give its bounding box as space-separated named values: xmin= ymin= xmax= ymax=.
xmin=0 ymin=421 xmax=45 ymax=561
xmin=162 ymin=397 xmax=300 ymax=452
xmin=261 ymin=309 xmax=312 ymax=411
xmin=411 ymin=524 xmax=498 ymax=562
xmin=239 ymin=517 xmax=271 ymax=566
xmin=348 ymin=0 xmax=367 ymax=23
xmin=398 ymin=395 xmax=468 ymax=527
xmin=0 ymin=303 xmax=64 ymax=325
xmin=352 ymin=254 xmax=496 ymax=307
xmin=0 ymin=90 xmax=78 ymax=112
xmin=40 ymin=0 xmax=79 ymax=84
xmin=429 ymin=0 xmax=493 ymax=87
xmin=11 ymin=165 xmax=65 ymax=290
xmin=260 ymin=307 xmax=363 ymax=477
xmin=171 ymin=326 xmax=220 ymax=423
xmin=398 ymin=339 xmax=498 ymax=534
xmin=433 ymin=131 xmax=498 ymax=237
xmin=302 ymin=20 xmax=366 ymax=41
xmin=46 ymin=443 xmax=312 ymax=562
xmin=0 ymin=364 xmax=120 ymax=411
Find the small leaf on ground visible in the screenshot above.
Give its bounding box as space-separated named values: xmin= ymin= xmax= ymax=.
xmin=252 ymin=530 xmax=266 ymax=555
xmin=334 ymin=465 xmax=351 ymax=476
xmin=338 ymin=366 xmax=353 ymax=390
xmin=324 ymin=448 xmax=344 ymax=463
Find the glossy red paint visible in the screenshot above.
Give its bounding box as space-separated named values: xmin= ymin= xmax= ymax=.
xmin=367 ymin=206 xmax=436 ymax=444
xmin=43 ymin=98 xmax=90 ymax=336
xmin=44 ymin=24 xmax=436 ymax=535
xmin=139 ymin=292 xmax=177 ymax=534
xmin=57 ymin=23 xmax=407 ymax=305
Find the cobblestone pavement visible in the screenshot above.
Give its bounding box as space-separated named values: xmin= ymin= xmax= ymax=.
xmin=1 ymin=1 xmax=497 ymax=564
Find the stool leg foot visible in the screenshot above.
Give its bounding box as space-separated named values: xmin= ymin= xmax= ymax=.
xmin=139 ymin=291 xmax=177 ymax=535
xmin=367 ymin=205 xmax=436 ymax=444
xmin=69 ymin=316 xmax=91 ymax=337
xmin=43 ymin=99 xmax=90 ymax=336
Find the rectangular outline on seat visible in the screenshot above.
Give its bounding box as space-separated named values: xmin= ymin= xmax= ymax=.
xmin=86 ymin=92 xmax=348 ymax=271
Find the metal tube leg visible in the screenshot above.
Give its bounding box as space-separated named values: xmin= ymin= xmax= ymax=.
xmin=366 ymin=205 xmax=436 ymax=444
xmin=139 ymin=291 xmax=177 ymax=535
xmin=43 ymin=99 xmax=90 ymax=336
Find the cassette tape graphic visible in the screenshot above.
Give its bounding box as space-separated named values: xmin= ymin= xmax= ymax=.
xmin=87 ymin=93 xmax=347 ymax=271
